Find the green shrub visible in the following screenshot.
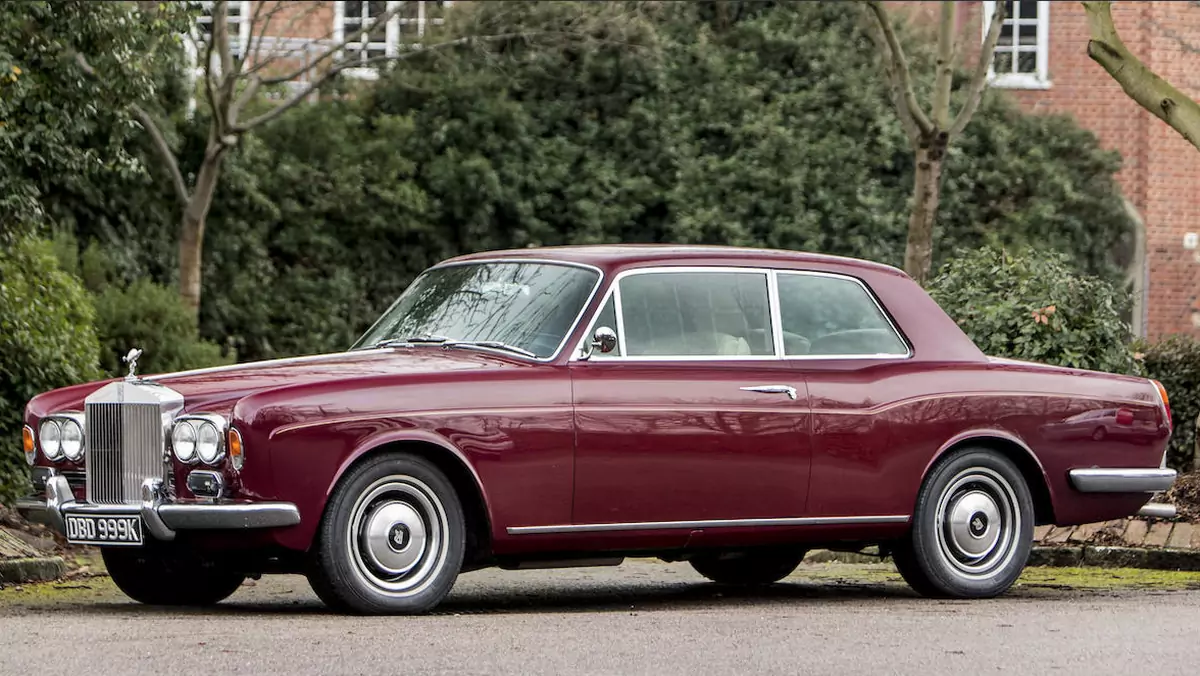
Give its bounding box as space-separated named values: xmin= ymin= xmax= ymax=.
xmin=1136 ymin=336 xmax=1200 ymax=470
xmin=93 ymin=279 xmax=233 ymax=378
xmin=0 ymin=238 xmax=101 ymax=503
xmin=927 ymin=246 xmax=1136 ymax=375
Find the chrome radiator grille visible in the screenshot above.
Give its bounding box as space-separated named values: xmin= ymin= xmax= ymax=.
xmin=85 ymin=402 xmax=165 ymax=504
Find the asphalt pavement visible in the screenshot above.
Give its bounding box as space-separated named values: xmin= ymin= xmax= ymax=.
xmin=1 ymin=560 xmax=1198 ymax=675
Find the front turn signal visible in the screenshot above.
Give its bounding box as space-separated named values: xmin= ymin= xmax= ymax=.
xmin=228 ymin=427 xmax=244 ymax=471
xmin=21 ymin=425 xmax=35 ymax=465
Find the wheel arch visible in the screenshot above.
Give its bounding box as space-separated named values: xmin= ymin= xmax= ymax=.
xmin=324 ymin=433 xmax=495 ymax=568
xmin=924 ymin=430 xmax=1057 ymax=526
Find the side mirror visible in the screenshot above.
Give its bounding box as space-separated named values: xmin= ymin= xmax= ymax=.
xmin=581 ymin=326 xmax=618 ymax=360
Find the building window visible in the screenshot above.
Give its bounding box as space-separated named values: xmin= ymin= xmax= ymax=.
xmin=334 ymin=1 xmax=452 ymax=79
xmin=982 ymin=1 xmax=1050 ymax=89
xmin=195 ymin=1 xmax=253 ymax=59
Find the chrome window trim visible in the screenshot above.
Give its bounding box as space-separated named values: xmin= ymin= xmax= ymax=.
xmin=767 ymin=270 xmax=786 ymax=359
xmin=572 ymin=266 xmax=776 ymax=362
xmin=351 ymin=258 xmax=604 ymax=364
xmin=774 ymin=269 xmax=913 ymax=361
xmin=570 ymin=265 xmax=914 ymax=363
xmin=507 ymin=514 xmax=911 ymax=535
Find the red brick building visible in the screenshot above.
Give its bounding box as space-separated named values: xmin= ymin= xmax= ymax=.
xmin=893 ymin=0 xmax=1200 ymax=339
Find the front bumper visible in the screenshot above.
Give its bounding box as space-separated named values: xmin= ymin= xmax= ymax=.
xmin=15 ymin=476 xmax=300 ymax=543
xmin=1068 ymin=467 xmax=1177 ymax=493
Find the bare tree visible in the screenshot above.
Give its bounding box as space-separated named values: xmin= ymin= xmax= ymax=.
xmin=862 ymin=1 xmax=1007 ymax=285
xmin=78 ymin=0 xmax=627 ymax=315
xmin=1083 ymin=0 xmax=1200 ymax=151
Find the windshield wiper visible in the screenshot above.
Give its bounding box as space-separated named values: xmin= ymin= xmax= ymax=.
xmin=444 ymin=340 xmax=538 ymax=359
xmin=370 ymin=335 xmax=452 ymax=349
xmin=370 ymin=335 xmax=536 ymax=358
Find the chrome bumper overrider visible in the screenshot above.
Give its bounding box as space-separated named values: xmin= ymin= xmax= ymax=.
xmin=15 ymin=476 xmax=300 ymax=542
xmin=1068 ymin=468 xmax=1177 ymax=493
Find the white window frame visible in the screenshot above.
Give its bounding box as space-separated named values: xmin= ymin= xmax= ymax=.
xmin=982 ymin=0 xmax=1051 ymax=90
xmin=334 ymin=1 xmax=452 ymax=80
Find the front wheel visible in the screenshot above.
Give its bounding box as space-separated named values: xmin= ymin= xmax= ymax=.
xmin=307 ymin=453 xmax=465 ymax=615
xmin=690 ymin=548 xmax=806 ymax=585
xmin=893 ymin=449 xmax=1034 ymax=599
xmin=102 ymin=545 xmax=245 ymax=606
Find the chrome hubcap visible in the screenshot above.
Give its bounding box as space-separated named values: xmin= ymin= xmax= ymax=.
xmin=934 ymin=468 xmax=1021 ymax=579
xmin=347 ymin=475 xmax=448 ymax=597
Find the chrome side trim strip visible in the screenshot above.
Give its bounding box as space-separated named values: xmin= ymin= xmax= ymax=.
xmin=506 ymin=514 xmax=910 ymax=535
xmin=1068 ymin=468 xmax=1177 ymax=493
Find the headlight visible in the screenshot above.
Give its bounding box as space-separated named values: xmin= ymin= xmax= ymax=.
xmin=172 ymin=421 xmax=197 ymax=463
xmin=60 ymin=418 xmax=84 ymax=462
xmin=39 ymin=419 xmax=63 ymax=461
xmin=196 ymin=421 xmax=223 ymax=465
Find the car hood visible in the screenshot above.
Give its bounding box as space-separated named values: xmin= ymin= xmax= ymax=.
xmin=27 ymin=348 xmax=528 ymax=419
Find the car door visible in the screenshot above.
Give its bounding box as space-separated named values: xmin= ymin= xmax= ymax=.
xmin=569 ymin=267 xmax=812 ymax=528
xmin=773 ymin=270 xmax=913 ymax=519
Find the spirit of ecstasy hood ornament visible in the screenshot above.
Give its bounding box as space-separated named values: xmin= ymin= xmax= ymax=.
xmin=123 ymin=347 xmax=144 ymax=381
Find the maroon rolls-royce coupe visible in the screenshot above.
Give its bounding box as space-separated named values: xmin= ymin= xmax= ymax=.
xmin=18 ymin=246 xmax=1176 ymax=614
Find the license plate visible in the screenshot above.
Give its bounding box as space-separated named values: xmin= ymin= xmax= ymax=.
xmin=65 ymin=514 xmax=143 ymax=546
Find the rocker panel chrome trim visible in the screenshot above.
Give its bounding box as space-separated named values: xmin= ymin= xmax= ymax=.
xmin=506 ymin=514 xmax=910 ymax=535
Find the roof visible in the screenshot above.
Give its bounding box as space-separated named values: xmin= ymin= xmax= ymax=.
xmin=442 ymin=245 xmax=908 ymax=277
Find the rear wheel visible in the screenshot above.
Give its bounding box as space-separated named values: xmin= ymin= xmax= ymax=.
xmin=893 ymin=448 xmax=1034 ymax=598
xmin=102 ymin=545 xmax=245 ymax=606
xmin=307 ymin=453 xmax=465 ymax=615
xmin=690 ymin=548 xmax=806 ymax=585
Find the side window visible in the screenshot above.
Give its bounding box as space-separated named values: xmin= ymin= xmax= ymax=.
xmin=619 ymin=272 xmax=773 ymax=357
xmin=777 ymin=274 xmax=907 ymax=357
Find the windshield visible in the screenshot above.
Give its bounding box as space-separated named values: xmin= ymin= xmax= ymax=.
xmin=354 ymin=261 xmax=600 ymax=359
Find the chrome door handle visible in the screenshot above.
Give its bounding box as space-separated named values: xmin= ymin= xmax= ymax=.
xmin=740 ymin=385 xmax=798 ymax=400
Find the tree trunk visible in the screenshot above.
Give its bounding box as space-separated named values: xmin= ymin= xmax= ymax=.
xmin=179 ymin=147 xmax=226 ymax=315
xmin=903 ymin=141 xmax=946 ymax=286
xmin=1083 ymin=1 xmax=1200 ymax=153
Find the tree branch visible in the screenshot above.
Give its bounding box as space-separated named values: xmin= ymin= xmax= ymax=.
xmin=72 ymin=52 xmax=190 ymax=208
xmin=863 ymin=1 xmax=934 ymax=138
xmin=258 ymin=4 xmax=404 ymax=86
xmin=245 ymin=0 xmax=324 ymax=76
xmin=237 ymin=32 xmax=538 ymax=132
xmin=228 ymin=74 xmax=261 ymax=127
xmin=213 ymin=1 xmax=233 ymax=81
xmin=948 ymin=0 xmax=1006 ymax=139
xmin=931 ymin=1 xmax=957 ymax=130
xmin=131 ymin=104 xmax=191 ymax=208
xmin=1083 ymin=0 xmax=1200 ymax=151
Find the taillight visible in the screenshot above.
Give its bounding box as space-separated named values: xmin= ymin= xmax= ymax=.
xmin=1151 ymin=379 xmax=1171 ymax=428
